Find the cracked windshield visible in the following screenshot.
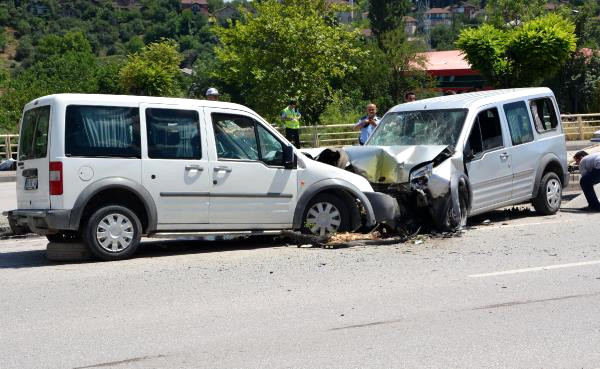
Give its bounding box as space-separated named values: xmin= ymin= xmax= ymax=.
xmin=367 ymin=109 xmax=467 ymax=147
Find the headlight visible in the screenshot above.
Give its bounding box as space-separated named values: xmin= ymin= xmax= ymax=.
xmin=410 ymin=163 xmax=433 ymax=189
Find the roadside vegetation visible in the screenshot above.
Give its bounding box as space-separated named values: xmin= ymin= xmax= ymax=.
xmin=0 ymin=0 xmax=599 ymax=133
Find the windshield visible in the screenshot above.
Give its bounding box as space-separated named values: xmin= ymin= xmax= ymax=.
xmin=367 ymin=109 xmax=467 ymax=146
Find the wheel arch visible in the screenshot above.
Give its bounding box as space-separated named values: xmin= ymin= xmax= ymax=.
xmin=532 ymin=154 xmax=566 ymax=198
xmin=293 ymin=179 xmax=376 ymax=231
xmin=69 ymin=177 xmax=158 ymax=234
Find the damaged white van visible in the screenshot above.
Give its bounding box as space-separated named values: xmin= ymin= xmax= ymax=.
xmin=307 ymin=88 xmax=569 ymax=231
xmin=5 ymin=94 xmax=398 ymax=260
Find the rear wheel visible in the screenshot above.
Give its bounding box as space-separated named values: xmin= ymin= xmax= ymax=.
xmin=532 ymin=172 xmax=562 ymax=215
xmin=303 ymin=194 xmax=351 ymax=236
xmin=83 ymin=205 xmax=142 ymax=261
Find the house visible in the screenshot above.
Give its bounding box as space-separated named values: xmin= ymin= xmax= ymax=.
xmin=423 ymin=7 xmax=452 ymax=31
xmin=27 ymin=0 xmax=50 ymax=16
xmin=451 ymin=3 xmax=478 ymax=19
xmin=326 ymin=0 xmax=353 ymax=24
xmin=214 ymin=5 xmax=239 ymax=21
xmin=403 ymin=16 xmax=417 ymax=36
xmin=113 ymin=0 xmax=140 ymax=8
xmin=418 ymin=50 xmax=488 ymax=92
xmin=181 ymin=0 xmax=209 ymax=16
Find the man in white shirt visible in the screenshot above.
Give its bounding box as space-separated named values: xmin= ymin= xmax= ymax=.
xmin=354 ymin=103 xmax=380 ymax=145
xmin=574 ymin=150 xmax=600 ymax=211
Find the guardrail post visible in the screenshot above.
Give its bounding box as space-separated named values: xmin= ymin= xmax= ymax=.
xmin=4 ymin=135 xmax=10 ymax=160
xmin=311 ymin=124 xmax=319 ymax=148
xmin=577 ymin=115 xmax=584 ymax=140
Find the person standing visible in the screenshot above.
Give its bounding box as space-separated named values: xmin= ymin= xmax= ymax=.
xmin=281 ymin=99 xmax=301 ymax=147
xmin=354 ymin=103 xmax=380 ymax=145
xmin=574 ymin=150 xmax=600 ymax=211
xmin=405 ymin=91 xmax=416 ymax=102
xmin=206 ymin=88 xmax=220 ymax=101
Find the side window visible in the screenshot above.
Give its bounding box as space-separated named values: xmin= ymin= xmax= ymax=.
xmin=529 ymin=98 xmax=558 ymax=133
xmin=65 ymin=105 xmax=140 ymax=158
xmin=466 ymin=108 xmax=503 ymax=158
xmin=146 ymin=108 xmax=201 ymax=159
xmin=504 ymin=101 xmax=534 ymax=145
xmin=257 ymin=124 xmax=283 ymax=166
xmin=211 ymin=113 xmax=259 ymax=161
xmin=18 ymin=105 xmax=50 ymax=160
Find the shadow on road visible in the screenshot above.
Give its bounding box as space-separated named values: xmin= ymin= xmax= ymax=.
xmin=0 ymin=236 xmax=290 ymax=269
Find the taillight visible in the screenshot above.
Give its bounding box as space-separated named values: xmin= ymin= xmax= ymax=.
xmin=49 ymin=161 xmax=63 ymax=195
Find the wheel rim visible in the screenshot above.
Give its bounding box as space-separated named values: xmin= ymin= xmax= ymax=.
xmin=306 ymin=202 xmax=342 ymax=236
xmin=96 ymin=213 xmax=135 ymax=253
xmin=546 ymin=178 xmax=562 ymax=209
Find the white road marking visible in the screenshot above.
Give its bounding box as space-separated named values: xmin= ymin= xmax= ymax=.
xmin=469 ymin=259 xmax=600 ymax=278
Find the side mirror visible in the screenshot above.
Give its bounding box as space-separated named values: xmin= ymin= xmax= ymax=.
xmin=283 ymin=145 xmax=296 ymax=169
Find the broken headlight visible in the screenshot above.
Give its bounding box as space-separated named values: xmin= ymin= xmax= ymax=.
xmin=409 ymin=162 xmax=433 ymax=190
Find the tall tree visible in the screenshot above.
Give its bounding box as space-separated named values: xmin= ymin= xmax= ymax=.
xmin=368 ymin=0 xmax=411 ymax=38
xmin=456 ymin=13 xmax=577 ymax=88
xmin=119 ymin=39 xmax=184 ymax=96
xmin=212 ymin=0 xmax=365 ymax=124
xmin=485 ymin=0 xmax=545 ymax=28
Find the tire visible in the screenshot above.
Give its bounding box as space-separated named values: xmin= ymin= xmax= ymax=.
xmin=302 ymin=193 xmax=351 ymax=236
xmin=532 ymin=172 xmax=562 ymax=215
xmin=434 ymin=191 xmax=468 ymax=232
xmin=46 ymin=231 xmax=81 ymax=243
xmin=83 ymin=205 xmax=142 ymax=261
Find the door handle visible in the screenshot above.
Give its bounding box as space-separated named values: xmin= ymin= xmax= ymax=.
xmin=185 ymin=165 xmax=204 ymax=171
xmin=213 ymin=166 xmax=232 ymax=173
xmin=499 ymin=152 xmax=509 ymax=159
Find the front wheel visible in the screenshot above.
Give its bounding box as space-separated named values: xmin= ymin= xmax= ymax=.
xmin=532 ymin=172 xmax=562 ymax=215
xmin=303 ymin=194 xmax=351 ymax=236
xmin=83 ymin=205 xmax=142 ymax=261
xmin=434 ymin=192 xmax=467 ymax=232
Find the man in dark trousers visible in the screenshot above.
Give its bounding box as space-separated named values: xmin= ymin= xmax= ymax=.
xmin=574 ymin=150 xmax=600 ymax=211
xmin=281 ymin=99 xmax=301 ymax=147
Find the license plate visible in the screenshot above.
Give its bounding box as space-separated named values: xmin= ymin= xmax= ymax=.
xmin=24 ymin=177 xmax=38 ymax=190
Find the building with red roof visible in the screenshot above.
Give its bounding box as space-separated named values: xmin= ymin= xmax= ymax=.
xmin=419 ymin=50 xmax=489 ymax=92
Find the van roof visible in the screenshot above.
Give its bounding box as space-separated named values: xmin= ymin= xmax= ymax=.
xmin=24 ymin=93 xmax=255 ymax=114
xmin=389 ymin=87 xmax=554 ymax=113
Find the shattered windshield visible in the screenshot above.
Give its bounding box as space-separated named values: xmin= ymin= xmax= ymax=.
xmin=367 ymin=109 xmax=467 ymax=146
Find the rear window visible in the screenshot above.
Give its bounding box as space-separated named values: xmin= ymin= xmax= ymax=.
xmin=65 ymin=105 xmax=140 ymax=158
xmin=19 ymin=105 xmax=50 ymax=160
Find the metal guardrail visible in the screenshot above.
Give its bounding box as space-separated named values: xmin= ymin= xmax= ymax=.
xmin=1 ymin=113 xmax=599 ymax=157
xmin=0 ymin=134 xmax=18 ymax=160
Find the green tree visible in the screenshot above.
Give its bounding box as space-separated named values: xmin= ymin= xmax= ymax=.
xmin=213 ymin=0 xmax=365 ymax=124
xmin=547 ymin=51 xmax=600 ymax=113
xmin=485 ymin=0 xmax=545 ymax=28
xmin=456 ymin=13 xmax=577 ymax=87
xmin=119 ymin=39 xmax=184 ymax=96
xmin=368 ymin=0 xmax=411 ymax=38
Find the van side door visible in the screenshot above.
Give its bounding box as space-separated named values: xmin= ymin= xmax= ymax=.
xmin=464 ymin=105 xmax=513 ymax=212
xmin=141 ymin=104 xmax=210 ymax=226
xmin=501 ymin=100 xmax=537 ymax=202
xmin=205 ymin=109 xmax=297 ymax=227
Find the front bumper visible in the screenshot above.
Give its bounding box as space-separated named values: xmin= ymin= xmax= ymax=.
xmin=4 ymin=209 xmax=73 ymax=235
xmin=363 ymin=192 xmax=401 ymax=226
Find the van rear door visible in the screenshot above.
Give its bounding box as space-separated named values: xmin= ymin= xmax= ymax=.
xmin=16 ymin=105 xmax=51 ymax=210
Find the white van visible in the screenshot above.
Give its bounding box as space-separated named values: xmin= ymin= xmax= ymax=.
xmin=6 ymin=94 xmax=398 ymax=260
xmin=307 ymin=88 xmax=569 ymax=230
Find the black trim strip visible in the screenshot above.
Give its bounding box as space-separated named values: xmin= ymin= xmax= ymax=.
xmin=211 ymin=193 xmax=293 ymax=198
xmin=160 ymin=192 xmax=210 ymax=197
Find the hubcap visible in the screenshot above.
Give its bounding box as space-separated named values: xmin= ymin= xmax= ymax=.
xmin=306 ymin=202 xmax=341 ymax=236
xmin=546 ymin=178 xmax=562 ymax=209
xmin=96 ymin=213 xmax=134 ymax=252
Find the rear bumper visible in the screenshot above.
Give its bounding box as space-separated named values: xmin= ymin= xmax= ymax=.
xmin=4 ymin=209 xmax=73 ymax=234
xmin=363 ymin=192 xmax=401 ymax=226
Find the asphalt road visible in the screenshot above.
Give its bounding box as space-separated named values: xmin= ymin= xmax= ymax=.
xmin=1 ymin=193 xmax=600 ymax=369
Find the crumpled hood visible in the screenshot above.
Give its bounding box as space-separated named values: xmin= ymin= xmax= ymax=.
xmin=343 ymin=145 xmax=450 ymax=184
